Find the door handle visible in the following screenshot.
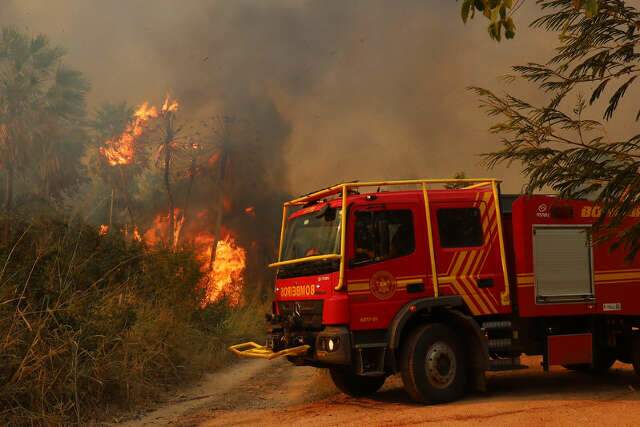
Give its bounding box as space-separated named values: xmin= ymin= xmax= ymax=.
xmin=477 ymin=278 xmax=494 ymax=288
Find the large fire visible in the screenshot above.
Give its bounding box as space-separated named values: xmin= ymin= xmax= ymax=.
xmin=141 ymin=210 xmax=246 ymax=306
xmin=194 ymin=232 xmax=246 ymax=306
xmin=97 ymin=95 xmax=245 ymax=307
xmin=99 ymin=102 xmax=159 ymax=166
xmin=99 ymin=95 xmax=179 ymax=166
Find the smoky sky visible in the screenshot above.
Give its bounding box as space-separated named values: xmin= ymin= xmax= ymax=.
xmin=1 ymin=0 xmax=566 ymax=195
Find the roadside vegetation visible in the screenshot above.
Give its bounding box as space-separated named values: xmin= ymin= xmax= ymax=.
xmin=0 ymin=26 xmax=273 ymax=425
xmin=0 ymin=214 xmax=267 ymax=425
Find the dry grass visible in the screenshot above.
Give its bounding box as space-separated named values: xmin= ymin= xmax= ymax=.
xmin=0 ymin=216 xmax=266 ymax=425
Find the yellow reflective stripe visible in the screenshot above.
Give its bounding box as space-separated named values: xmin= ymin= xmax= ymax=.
xmin=450 ymin=279 xmax=482 ymax=315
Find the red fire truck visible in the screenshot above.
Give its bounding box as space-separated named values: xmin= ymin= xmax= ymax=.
xmin=230 ymin=178 xmax=640 ymax=403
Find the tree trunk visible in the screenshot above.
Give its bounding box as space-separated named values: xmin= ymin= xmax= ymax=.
xmin=108 ymin=187 xmax=115 ymax=228
xmin=182 ymin=156 xmax=196 ymax=234
xmin=209 ymin=147 xmax=229 ymax=270
xmin=164 ymin=117 xmax=176 ymax=249
xmin=117 ymin=168 xmax=135 ymax=226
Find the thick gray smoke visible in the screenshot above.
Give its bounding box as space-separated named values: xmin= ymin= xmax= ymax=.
xmin=0 ymin=0 xmax=560 ymax=196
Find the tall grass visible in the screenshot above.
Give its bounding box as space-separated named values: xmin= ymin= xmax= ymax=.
xmin=0 ymin=216 xmax=266 ymax=425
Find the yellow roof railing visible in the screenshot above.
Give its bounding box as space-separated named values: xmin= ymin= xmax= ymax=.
xmin=286 ymin=178 xmax=500 ymax=206
xmin=272 ymin=178 xmax=508 ymax=303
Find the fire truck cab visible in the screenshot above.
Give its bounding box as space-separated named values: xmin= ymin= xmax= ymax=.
xmin=230 ymin=178 xmax=640 ymax=403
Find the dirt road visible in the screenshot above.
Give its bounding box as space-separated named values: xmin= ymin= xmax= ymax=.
xmin=125 ymin=356 xmax=640 ymax=426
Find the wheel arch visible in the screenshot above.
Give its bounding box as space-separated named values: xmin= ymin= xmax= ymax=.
xmin=386 ymin=296 xmax=489 ymax=375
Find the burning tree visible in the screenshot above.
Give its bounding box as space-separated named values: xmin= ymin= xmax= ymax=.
xmin=156 ymin=96 xmax=180 ymax=247
xmin=104 ymin=98 xmax=250 ymax=306
xmin=97 ymin=101 xmax=161 ymax=228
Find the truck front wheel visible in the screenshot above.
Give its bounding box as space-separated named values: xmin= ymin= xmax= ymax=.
xmin=329 ymin=367 xmax=385 ymax=397
xmin=401 ymin=323 xmax=467 ymax=404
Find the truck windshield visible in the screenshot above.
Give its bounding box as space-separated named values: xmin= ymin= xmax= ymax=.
xmin=281 ymin=207 xmax=341 ymax=261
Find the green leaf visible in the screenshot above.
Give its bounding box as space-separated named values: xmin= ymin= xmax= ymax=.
xmin=584 ymin=0 xmax=599 ymax=17
xmin=461 ymin=0 xmax=473 ymax=23
xmin=504 ymin=17 xmax=516 ymax=39
xmin=488 ymin=21 xmax=502 ymax=41
xmin=589 ymin=79 xmax=609 ymax=105
xmin=499 ymin=5 xmax=507 ymax=20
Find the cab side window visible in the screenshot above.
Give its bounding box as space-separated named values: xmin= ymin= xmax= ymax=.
xmin=353 ymin=210 xmax=415 ymax=265
xmin=437 ymin=207 xmax=483 ymax=248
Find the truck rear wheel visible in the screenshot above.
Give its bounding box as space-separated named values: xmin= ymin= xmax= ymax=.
xmin=329 ymin=367 xmax=385 ymax=397
xmin=401 ymin=323 xmax=467 ymax=404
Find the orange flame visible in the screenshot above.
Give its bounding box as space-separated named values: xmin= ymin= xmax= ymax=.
xmin=133 ymin=226 xmax=142 ymax=242
xmin=173 ymin=211 xmax=185 ymax=249
xmin=161 ymin=95 xmax=179 ymax=114
xmin=244 ymin=206 xmax=256 ymax=216
xmin=141 ymin=207 xmax=246 ymax=307
xmin=99 ymin=102 xmax=159 ymax=166
xmin=143 ymin=208 xmax=184 ymax=247
xmin=194 ymin=232 xmax=246 ymax=306
xmin=99 ymin=224 xmax=109 ymax=235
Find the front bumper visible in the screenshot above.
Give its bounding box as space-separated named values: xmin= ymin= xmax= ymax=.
xmin=228 ymin=341 xmax=310 ymax=360
xmin=229 ymin=326 xmax=351 ymax=365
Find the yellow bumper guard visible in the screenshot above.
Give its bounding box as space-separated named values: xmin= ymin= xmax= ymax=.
xmin=228 ymin=341 xmax=310 ymax=360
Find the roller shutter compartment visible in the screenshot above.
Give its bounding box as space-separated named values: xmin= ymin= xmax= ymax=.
xmin=533 ymin=226 xmax=594 ymax=303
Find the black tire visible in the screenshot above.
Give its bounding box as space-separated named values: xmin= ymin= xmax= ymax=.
xmin=329 ymin=367 xmax=385 ymax=397
xmin=401 ymin=323 xmax=467 ymax=404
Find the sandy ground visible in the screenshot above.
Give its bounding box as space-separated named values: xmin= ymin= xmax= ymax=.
xmin=122 ymin=356 xmax=640 ymax=427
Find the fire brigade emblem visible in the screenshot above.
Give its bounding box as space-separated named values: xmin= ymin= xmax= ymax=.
xmin=370 ymin=271 xmax=397 ymax=300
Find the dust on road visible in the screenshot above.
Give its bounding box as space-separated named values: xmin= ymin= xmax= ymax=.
xmin=124 ymin=356 xmax=640 ymax=427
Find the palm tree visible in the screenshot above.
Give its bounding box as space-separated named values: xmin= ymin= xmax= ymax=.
xmin=0 ymin=27 xmax=88 ymax=215
xmin=90 ymin=102 xmax=134 ymax=227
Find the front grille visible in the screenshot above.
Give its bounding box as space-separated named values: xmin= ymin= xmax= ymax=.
xmin=278 ymin=300 xmax=323 ymax=329
xmin=276 ymin=259 xmax=340 ymax=279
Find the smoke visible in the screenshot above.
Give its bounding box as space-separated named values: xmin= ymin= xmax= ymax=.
xmin=0 ymin=0 xmax=561 ymax=196
xmin=0 ymin=1 xmax=565 ymax=288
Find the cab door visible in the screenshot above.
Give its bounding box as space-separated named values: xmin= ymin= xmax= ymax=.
xmin=430 ymin=190 xmax=508 ymax=315
xmin=345 ymin=201 xmax=428 ymax=330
